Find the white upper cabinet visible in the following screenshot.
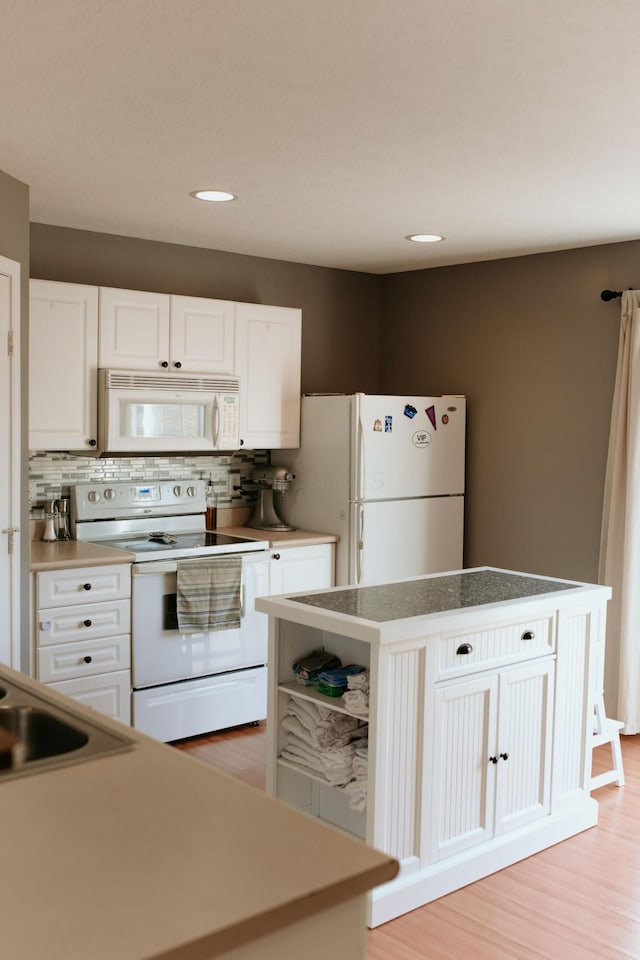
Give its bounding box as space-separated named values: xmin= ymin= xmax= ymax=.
xmin=170 ymin=296 xmax=235 ymax=373
xmin=234 ymin=302 xmax=302 ymax=449
xmin=99 ymin=288 xmax=234 ymax=374
xmin=29 ymin=280 xmax=99 ymax=451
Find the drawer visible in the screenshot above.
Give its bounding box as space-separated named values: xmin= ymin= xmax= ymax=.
xmin=434 ymin=614 xmax=555 ymax=680
xmin=38 ymin=634 xmax=131 ymax=683
xmin=47 ymin=670 xmax=131 ymax=725
xmin=36 ymin=563 xmax=131 ymax=608
xmin=36 ymin=599 xmax=131 ymax=647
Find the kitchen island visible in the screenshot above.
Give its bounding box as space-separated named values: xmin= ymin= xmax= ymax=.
xmin=0 ymin=663 xmax=397 ymax=960
xmin=256 ymin=566 xmax=612 ymax=927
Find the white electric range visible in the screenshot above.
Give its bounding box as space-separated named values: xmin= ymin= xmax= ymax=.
xmin=72 ymin=480 xmax=270 ymax=742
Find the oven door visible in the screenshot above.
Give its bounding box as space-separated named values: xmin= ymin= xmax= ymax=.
xmin=131 ymin=553 xmax=269 ymax=688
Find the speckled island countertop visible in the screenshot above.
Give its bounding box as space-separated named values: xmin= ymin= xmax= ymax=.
xmin=256 ymin=566 xmax=612 ymax=644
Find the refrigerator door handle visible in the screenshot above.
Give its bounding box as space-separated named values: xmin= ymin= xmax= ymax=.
xmin=356 ymin=502 xmax=364 ymax=584
xmin=356 ymin=396 xmax=365 ymax=502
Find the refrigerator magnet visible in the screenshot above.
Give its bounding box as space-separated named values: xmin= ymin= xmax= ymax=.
xmin=404 ymin=404 xmax=418 ymax=419
xmin=384 ymin=415 xmax=392 ymax=432
xmin=425 ymin=405 xmax=437 ymax=429
xmin=441 ymin=414 xmax=449 ymax=424
xmin=373 ymin=418 xmax=382 ymax=431
xmin=412 ymin=430 xmax=431 ymax=447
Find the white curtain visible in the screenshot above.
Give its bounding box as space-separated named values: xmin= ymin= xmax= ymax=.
xmin=599 ymin=290 xmax=640 ymax=732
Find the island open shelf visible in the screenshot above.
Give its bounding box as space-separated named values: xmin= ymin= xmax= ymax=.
xmin=256 ymin=566 xmax=612 ymax=928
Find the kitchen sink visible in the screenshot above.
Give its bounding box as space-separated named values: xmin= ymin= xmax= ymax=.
xmin=0 ymin=672 xmax=135 ymax=782
xmin=0 ymin=706 xmax=89 ymax=762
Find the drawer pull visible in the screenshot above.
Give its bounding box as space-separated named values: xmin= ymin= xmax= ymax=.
xmin=521 ymin=630 xmax=535 ymax=641
xmin=83 ymin=583 xmax=92 ymax=591
xmin=489 ymin=756 xmax=498 ymax=764
xmin=456 ymin=642 xmax=473 ymax=655
xmin=500 ymin=752 xmax=509 ymax=761
xmin=83 ymin=619 xmax=92 ymax=627
xmin=83 ymin=655 xmax=93 ymax=664
xmin=273 ymin=553 xmax=281 ymax=560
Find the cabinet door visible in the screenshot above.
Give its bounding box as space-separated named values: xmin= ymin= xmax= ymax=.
xmin=29 ymin=280 xmax=98 ymax=450
xmin=170 ymin=296 xmax=234 ymax=373
xmin=48 ymin=670 xmax=131 ymax=724
xmin=494 ymin=658 xmax=554 ymax=836
xmin=429 ymin=673 xmax=498 ymax=862
xmin=234 ymin=302 xmax=302 ymax=449
xmin=270 ymin=545 xmax=334 ymax=595
xmin=99 ymin=287 xmax=170 ymax=370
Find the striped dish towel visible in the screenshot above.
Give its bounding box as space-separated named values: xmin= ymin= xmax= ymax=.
xmin=176 ymin=557 xmax=242 ymax=634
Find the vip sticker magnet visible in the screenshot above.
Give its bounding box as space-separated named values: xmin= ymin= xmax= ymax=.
xmin=412 ymin=430 xmax=432 ymax=448
xmin=384 ymin=415 xmax=392 ymax=433
xmin=404 ymin=404 xmax=418 ymax=419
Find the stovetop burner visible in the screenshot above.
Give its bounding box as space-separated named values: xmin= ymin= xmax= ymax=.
xmin=71 ymin=480 xmax=269 ymax=561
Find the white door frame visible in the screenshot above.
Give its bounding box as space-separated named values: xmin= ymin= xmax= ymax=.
xmin=0 ymin=254 xmax=21 ymax=668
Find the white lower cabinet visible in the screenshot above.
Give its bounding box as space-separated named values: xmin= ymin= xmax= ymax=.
xmin=261 ymin=583 xmax=609 ymax=928
xmin=269 ymin=543 xmax=334 ymax=595
xmin=428 ymin=658 xmax=554 ymax=863
xmin=34 ymin=563 xmax=131 ymax=725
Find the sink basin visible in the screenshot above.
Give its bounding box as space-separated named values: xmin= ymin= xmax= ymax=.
xmin=0 ymin=706 xmax=89 ymax=762
xmin=0 ymin=672 xmax=134 ymax=781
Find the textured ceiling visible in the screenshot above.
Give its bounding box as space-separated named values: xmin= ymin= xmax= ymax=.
xmin=2 ymin=0 xmax=640 ymax=273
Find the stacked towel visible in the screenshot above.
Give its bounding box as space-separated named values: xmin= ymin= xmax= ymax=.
xmin=342 ymin=669 xmax=370 ymax=716
xmin=279 ymin=697 xmax=368 ymax=787
xmin=176 ymin=557 xmax=242 ymax=634
xmin=291 ymin=649 xmax=342 ymax=685
xmin=344 ymin=745 xmax=368 ymax=811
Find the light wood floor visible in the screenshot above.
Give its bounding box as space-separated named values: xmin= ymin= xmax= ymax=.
xmin=174 ymin=728 xmax=640 ymax=959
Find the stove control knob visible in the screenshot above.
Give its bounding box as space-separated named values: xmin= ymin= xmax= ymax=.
xmin=173 ymin=485 xmax=183 ymax=497
xmin=104 ymin=488 xmax=115 ymax=501
xmin=87 ymin=490 xmax=100 ymax=503
xmin=187 ymin=486 xmax=197 ymax=497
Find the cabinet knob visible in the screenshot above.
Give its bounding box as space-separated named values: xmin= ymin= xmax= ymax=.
xmin=82 ymin=583 xmax=92 ymax=591
xmin=83 ymin=619 xmax=92 ymax=627
xmin=489 ymin=756 xmax=498 ymax=764
xmin=88 ymin=438 xmax=97 ymax=447
xmin=83 ymin=655 xmax=92 ymax=664
xmin=161 ymin=361 xmax=169 ymax=368
xmin=456 ymin=642 xmax=473 ymax=655
xmin=273 ymin=553 xmax=281 ymax=560
xmin=500 ymin=752 xmax=509 ymax=761
xmin=521 ymin=630 xmax=535 ymax=641
xmin=174 ymin=361 xmax=182 ymax=369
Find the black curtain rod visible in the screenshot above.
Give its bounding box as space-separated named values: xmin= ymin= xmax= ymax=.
xmin=601 ymin=289 xmax=625 ymax=301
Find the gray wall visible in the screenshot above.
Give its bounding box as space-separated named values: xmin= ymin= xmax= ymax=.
xmin=0 ymin=169 xmax=30 ymax=668
xmin=30 ymin=224 xmax=382 ymax=396
xmin=381 ymin=240 xmax=638 ymax=583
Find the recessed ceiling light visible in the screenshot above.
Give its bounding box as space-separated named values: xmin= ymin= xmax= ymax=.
xmin=191 ymin=189 xmax=237 ymax=203
xmin=406 ymin=233 xmax=445 ymax=243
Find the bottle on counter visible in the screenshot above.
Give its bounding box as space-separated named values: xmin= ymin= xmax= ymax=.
xmin=206 ymin=480 xmax=217 ymax=530
xmin=41 ymin=500 xmax=58 ymax=542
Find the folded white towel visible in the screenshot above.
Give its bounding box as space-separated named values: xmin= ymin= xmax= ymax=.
xmin=342 ymin=689 xmax=369 ymax=715
xmin=282 ymin=736 xmax=327 ymax=774
xmin=346 ymin=669 xmax=370 ymax=693
xmin=353 ymin=754 xmax=368 ymax=779
xmin=344 ymin=779 xmax=368 ymax=811
xmin=280 ymin=749 xmax=328 ymax=780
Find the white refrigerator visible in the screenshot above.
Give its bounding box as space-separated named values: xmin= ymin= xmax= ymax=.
xmin=279 ymin=393 xmax=466 ymax=585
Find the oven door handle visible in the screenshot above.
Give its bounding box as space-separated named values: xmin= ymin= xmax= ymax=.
xmin=133 ymin=562 xmax=178 ymax=575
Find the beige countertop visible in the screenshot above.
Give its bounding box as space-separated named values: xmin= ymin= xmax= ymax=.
xmin=30 ymin=539 xmax=136 ymax=571
xmin=219 ymin=526 xmax=338 ymax=548
xmin=0 ymin=664 xmax=396 ymax=960
xmin=30 ymin=530 xmax=336 ymax=571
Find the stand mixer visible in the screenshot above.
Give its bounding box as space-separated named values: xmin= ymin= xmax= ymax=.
xmin=247 ymin=466 xmax=296 ymax=532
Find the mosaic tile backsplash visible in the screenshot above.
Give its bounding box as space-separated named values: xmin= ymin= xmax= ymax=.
xmin=28 ymin=450 xmax=270 ymax=516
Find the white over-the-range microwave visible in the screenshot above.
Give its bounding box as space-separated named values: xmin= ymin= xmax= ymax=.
xmin=98 ymin=368 xmax=241 ymax=453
